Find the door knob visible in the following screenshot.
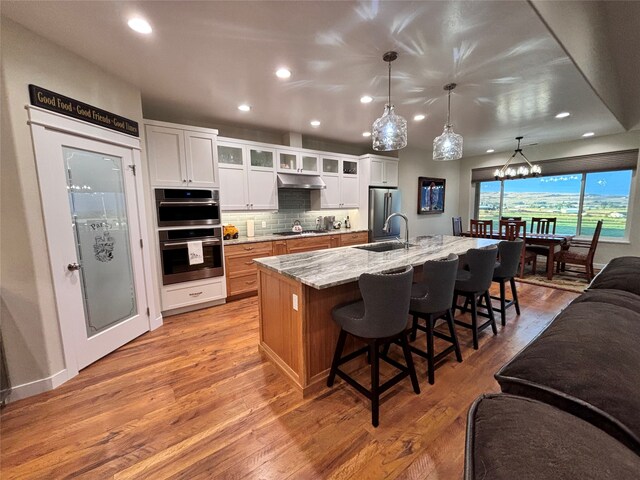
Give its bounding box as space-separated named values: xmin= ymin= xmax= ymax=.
xmin=67 ymin=263 xmax=81 ymax=271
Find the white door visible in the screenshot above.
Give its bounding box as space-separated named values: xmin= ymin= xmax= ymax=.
xmin=32 ymin=128 xmax=149 ymax=371
xmin=341 ymin=175 xmax=360 ymax=208
xmin=219 ymin=166 xmax=249 ymax=210
xmin=248 ymin=169 xmax=278 ymax=210
xmin=145 ymin=125 xmax=187 ymax=186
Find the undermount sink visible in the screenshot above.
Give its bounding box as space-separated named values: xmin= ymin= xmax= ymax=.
xmin=354 ymin=242 xmax=414 ymax=253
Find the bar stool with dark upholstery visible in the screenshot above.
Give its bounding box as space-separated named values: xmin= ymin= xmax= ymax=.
xmin=327 ymin=266 xmax=420 ymax=427
xmin=452 ymin=246 xmax=498 ymax=350
xmin=409 ymin=253 xmax=462 ymax=385
xmin=491 ymin=239 xmax=523 ymax=326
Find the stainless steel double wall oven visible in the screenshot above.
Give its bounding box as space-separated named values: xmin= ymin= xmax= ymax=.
xmin=156 ymin=188 xmax=224 ymax=285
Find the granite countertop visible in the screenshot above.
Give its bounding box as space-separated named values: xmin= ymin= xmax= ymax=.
xmin=224 ymin=228 xmax=369 ymax=245
xmin=254 ymin=235 xmax=499 ymax=289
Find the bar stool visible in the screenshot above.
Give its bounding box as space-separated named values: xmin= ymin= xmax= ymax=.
xmin=409 ymin=253 xmax=462 ymax=385
xmin=327 ymin=266 xmax=419 ymax=427
xmin=491 ymin=239 xmax=523 ymax=326
xmin=452 ymin=246 xmax=498 ymax=350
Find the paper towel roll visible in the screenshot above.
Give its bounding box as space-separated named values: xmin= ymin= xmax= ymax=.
xmin=247 ymin=219 xmax=255 ymax=237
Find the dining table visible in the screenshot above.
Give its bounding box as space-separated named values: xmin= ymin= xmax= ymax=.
xmin=461 ymin=231 xmax=574 ymax=280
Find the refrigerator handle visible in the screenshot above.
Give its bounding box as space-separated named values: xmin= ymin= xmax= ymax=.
xmin=383 ymin=192 xmax=389 ymax=221
xmin=387 ymin=193 xmax=392 ymax=220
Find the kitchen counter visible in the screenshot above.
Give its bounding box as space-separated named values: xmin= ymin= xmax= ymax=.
xmin=224 ymin=228 xmax=368 ymax=245
xmin=255 ymin=234 xmax=499 ymax=396
xmin=255 ymin=234 xmax=498 ymax=289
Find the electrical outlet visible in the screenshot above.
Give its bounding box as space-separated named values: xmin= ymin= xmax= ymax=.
xmin=262 ymin=221 xmax=267 ymax=228
xmin=292 ymin=294 xmax=298 ymax=311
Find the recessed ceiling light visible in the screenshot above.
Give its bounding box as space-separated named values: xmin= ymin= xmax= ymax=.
xmin=276 ymin=68 xmax=291 ymax=79
xmin=362 ymin=131 xmax=371 ymax=137
xmin=582 ymin=132 xmax=595 ymax=137
xmin=360 ymin=95 xmax=373 ymax=104
xmin=555 ymin=112 xmax=571 ymax=119
xmin=486 ymin=149 xmax=495 ymax=153
xmin=310 ymin=120 xmax=321 ymax=127
xmin=413 ymin=114 xmax=426 ymax=121
xmin=127 ymin=17 xmax=152 ymax=34
xmin=238 ymin=104 xmax=251 ymax=112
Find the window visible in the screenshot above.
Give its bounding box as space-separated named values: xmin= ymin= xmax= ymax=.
xmin=475 ymin=170 xmax=633 ymax=239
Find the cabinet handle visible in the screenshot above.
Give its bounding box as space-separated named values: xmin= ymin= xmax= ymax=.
xmin=243 ymin=246 xmax=254 ymax=251
xmin=250 ymin=203 xmax=253 ymax=207
xmin=182 ymin=179 xmax=187 ymax=183
xmin=189 ymin=291 xmax=203 ymax=297
xmin=245 ymin=280 xmax=257 ymax=285
xmin=188 ymin=179 xmax=192 ymax=182
xmin=383 ymin=180 xmax=387 ymax=184
xmin=244 ymin=260 xmax=255 ymax=265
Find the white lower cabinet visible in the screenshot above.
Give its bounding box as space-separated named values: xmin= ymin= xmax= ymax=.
xmin=161 ymin=277 xmax=226 ymax=311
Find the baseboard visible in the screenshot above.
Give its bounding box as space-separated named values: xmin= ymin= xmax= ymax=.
xmin=6 ymin=369 xmax=69 ymax=403
xmin=150 ymin=314 xmax=163 ymax=331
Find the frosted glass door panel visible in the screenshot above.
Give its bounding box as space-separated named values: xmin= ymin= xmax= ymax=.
xmin=302 ymin=155 xmax=318 ymax=172
xmin=218 ymin=145 xmax=244 ymax=165
xmin=250 ymin=149 xmax=274 ymax=168
xmin=63 ymin=147 xmax=137 ymax=337
xmin=279 ymin=152 xmax=297 ymax=171
xmin=322 ymin=158 xmax=339 ymax=174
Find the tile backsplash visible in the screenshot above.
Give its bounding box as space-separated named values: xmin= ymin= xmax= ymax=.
xmin=222 ymin=190 xmax=360 ymax=236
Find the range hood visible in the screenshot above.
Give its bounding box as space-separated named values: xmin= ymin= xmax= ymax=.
xmin=277 ymin=173 xmax=326 ymax=190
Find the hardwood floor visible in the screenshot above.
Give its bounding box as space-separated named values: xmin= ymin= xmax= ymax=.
xmin=1 ymin=282 xmax=578 ymax=479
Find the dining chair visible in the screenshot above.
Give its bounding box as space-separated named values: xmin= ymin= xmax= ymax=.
xmin=327 ymin=266 xmax=419 ymax=427
xmin=470 ymin=219 xmax=493 ymax=238
xmin=500 ymin=216 xmax=522 ymax=221
xmin=527 ymin=217 xmax=558 ymax=261
xmin=498 ymin=220 xmax=537 ymax=277
xmin=554 ymin=220 xmax=603 ymax=281
xmin=452 ymin=217 xmax=463 ymax=236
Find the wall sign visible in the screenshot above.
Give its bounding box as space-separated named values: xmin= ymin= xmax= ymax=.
xmin=28 ymin=85 xmax=139 ymax=137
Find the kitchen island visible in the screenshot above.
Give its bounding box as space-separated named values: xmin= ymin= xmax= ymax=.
xmin=255 ymin=235 xmax=499 ymax=396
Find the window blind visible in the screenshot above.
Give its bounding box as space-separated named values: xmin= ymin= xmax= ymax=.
xmin=471 ymin=149 xmax=638 ymax=183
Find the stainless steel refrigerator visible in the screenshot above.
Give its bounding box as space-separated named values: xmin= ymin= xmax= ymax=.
xmin=369 ymin=187 xmax=402 ymax=241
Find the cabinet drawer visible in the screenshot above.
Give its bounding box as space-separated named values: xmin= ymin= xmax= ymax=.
xmin=228 ymin=272 xmax=259 ymax=296
xmin=340 ymin=232 xmax=369 ymax=246
xmin=225 ymin=241 xmax=273 ymax=257
xmin=162 ymin=279 xmax=225 ymax=310
xmin=225 ymin=252 xmax=273 ymax=277
xmin=286 ymin=236 xmax=332 ymax=253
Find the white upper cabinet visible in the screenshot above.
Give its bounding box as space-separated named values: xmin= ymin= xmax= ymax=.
xmin=312 ymin=155 xmax=360 ymax=209
xmin=360 ymin=155 xmax=399 ymax=187
xmin=218 ymin=139 xmax=277 ymax=211
xmin=277 ymin=149 xmax=319 ymax=174
xmin=145 ymin=121 xmax=219 ymax=188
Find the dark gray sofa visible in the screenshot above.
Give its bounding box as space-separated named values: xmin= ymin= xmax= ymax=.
xmin=465 ymin=394 xmax=640 ymax=480
xmin=465 ymin=256 xmax=640 ymax=477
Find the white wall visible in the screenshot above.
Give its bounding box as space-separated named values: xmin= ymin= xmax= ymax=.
xmin=0 ymin=17 xmax=153 ymax=393
xmin=397 ymin=146 xmax=461 ymax=237
xmin=458 ymin=131 xmax=640 ymax=264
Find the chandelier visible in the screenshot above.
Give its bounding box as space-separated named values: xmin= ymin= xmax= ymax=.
xmin=433 ymin=83 xmax=463 ymax=161
xmin=372 ymin=51 xmax=407 ymax=151
xmin=493 ymin=136 xmax=542 ymax=180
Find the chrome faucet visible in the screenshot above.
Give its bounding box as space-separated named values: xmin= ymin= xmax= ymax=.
xmin=383 ymin=213 xmax=410 ymax=248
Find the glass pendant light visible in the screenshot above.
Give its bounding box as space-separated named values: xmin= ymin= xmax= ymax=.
xmin=433 ymin=83 xmax=463 ymax=161
xmin=372 ymin=51 xmax=407 ymax=151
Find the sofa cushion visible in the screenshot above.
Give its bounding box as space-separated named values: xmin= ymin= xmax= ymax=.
xmin=495 ymin=301 xmax=640 ymax=455
xmin=465 ymin=394 xmax=640 ymax=480
xmin=588 ymin=256 xmax=640 ymax=296
xmin=571 ymin=288 xmax=640 ymax=314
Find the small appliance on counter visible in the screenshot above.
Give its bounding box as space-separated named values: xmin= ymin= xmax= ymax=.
xmin=333 ymin=221 xmax=341 ymax=229
xmin=344 ymin=216 xmax=351 ymax=229
xmin=292 ymin=220 xmax=303 ymax=232
xmin=323 ymin=215 xmax=335 ymax=231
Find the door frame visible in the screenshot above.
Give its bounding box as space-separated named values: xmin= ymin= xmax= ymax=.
xmin=27 ymin=106 xmax=160 ymax=379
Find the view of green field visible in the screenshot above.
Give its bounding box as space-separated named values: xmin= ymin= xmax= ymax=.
xmin=477 ymin=170 xmax=632 ymax=238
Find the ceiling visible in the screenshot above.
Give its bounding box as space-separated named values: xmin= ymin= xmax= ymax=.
xmin=2 ymin=1 xmax=634 ymax=156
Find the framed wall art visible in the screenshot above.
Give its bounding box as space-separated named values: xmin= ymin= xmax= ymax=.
xmin=418 ymin=177 xmax=446 ymax=214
